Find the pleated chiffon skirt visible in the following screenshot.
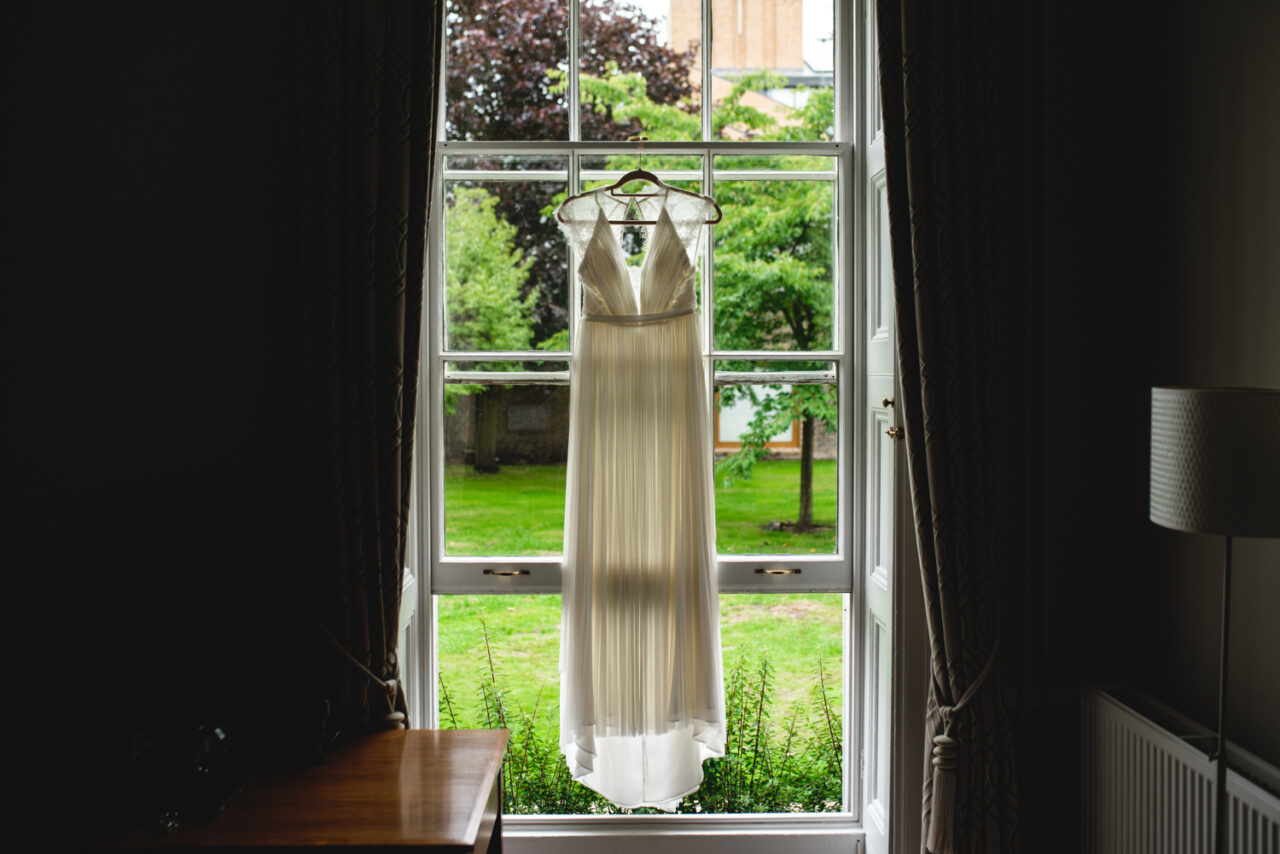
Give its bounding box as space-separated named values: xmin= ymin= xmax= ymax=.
xmin=559 ymin=310 xmax=725 ymax=811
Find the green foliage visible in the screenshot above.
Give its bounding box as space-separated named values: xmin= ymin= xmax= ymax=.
xmin=551 ymin=63 xmax=701 ymax=144
xmin=440 ymin=641 xmax=842 ymax=814
xmin=446 ymin=185 xmax=537 ymax=352
xmin=687 ymin=653 xmax=843 ymax=813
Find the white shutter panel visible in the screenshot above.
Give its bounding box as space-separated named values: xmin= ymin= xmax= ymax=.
xmin=861 ymin=50 xmax=899 ymax=852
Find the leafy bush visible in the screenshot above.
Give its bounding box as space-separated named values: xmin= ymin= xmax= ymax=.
xmin=438 ymin=621 xmax=842 ymax=814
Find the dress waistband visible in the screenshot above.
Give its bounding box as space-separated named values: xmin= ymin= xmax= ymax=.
xmin=584 ymin=307 xmax=694 ymax=325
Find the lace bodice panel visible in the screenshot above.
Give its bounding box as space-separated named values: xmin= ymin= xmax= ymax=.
xmin=557 ymin=186 xmax=713 ymax=258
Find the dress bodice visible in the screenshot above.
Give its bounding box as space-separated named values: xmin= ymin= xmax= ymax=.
xmin=577 ymin=208 xmax=697 ymax=318
xmin=558 ymin=187 xmax=712 ymax=320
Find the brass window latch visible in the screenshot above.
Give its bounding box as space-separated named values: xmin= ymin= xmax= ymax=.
xmin=885 ymin=427 xmax=904 ymax=440
xmin=483 ymin=568 xmax=530 ymax=577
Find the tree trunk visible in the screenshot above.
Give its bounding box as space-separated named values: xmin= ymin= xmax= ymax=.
xmin=473 ymin=387 xmax=503 ymax=473
xmin=797 ymin=415 xmax=815 ymax=529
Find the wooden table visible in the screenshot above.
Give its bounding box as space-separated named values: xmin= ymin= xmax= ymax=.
xmin=157 ymin=729 xmax=507 ymax=851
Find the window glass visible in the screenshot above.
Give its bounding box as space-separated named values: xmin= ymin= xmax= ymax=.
xmin=580 ymin=153 xmax=703 ymax=180
xmin=581 ymin=0 xmax=701 ymax=141
xmin=713 ymin=154 xmax=835 ymax=172
xmin=712 ymin=178 xmax=835 ymax=351
xmin=714 ymin=362 xmax=838 ymax=555
xmin=446 ymin=0 xmax=569 ymax=140
xmin=436 ymin=592 xmax=844 ymax=814
xmin=443 ymin=383 xmax=569 ymax=555
xmin=445 ymin=155 xmax=568 ymax=173
xmin=708 ymin=0 xmax=835 ymax=141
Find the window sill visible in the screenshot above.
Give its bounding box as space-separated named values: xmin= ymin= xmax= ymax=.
xmin=505 ymin=813 xmax=863 ymax=854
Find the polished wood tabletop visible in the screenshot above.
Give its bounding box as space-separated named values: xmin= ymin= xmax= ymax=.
xmin=158 ymin=728 xmax=508 ymax=851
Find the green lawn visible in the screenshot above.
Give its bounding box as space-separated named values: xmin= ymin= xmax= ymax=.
xmin=444 ymin=458 xmax=837 ymax=555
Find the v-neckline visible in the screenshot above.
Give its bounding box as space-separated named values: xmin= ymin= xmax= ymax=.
xmin=588 ymin=191 xmax=675 ymax=282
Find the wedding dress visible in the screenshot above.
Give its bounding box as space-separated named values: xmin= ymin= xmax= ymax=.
xmin=556 ymin=186 xmax=725 ymax=811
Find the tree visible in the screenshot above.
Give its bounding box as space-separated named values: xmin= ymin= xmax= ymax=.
xmin=445 ymin=186 xmax=538 ymax=472
xmin=445 ymin=0 xmax=698 ymax=345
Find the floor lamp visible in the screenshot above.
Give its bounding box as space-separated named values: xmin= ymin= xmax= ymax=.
xmin=1149 ymin=386 xmax=1280 ymax=854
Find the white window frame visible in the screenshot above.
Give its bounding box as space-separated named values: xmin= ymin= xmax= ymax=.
xmin=399 ymin=1 xmax=910 ymax=851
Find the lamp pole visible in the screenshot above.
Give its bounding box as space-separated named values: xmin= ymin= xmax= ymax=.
xmin=1213 ymin=535 xmax=1233 ymax=854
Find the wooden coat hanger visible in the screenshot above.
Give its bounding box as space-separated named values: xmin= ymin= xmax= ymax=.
xmin=556 ymin=136 xmax=723 ymax=226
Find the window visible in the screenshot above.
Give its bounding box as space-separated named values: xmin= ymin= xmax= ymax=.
xmin=404 ymin=0 xmax=899 ymax=850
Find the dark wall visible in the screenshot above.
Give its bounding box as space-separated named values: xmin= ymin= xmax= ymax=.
xmin=1138 ymin=2 xmax=1280 ymax=768
xmin=1042 ymin=0 xmax=1280 ymax=819
xmin=0 ymin=0 xmax=313 ymax=825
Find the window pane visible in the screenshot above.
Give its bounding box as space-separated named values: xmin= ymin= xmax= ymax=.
xmin=443 ymin=384 xmax=569 ymax=555
xmin=712 ymin=179 xmax=835 ymax=351
xmin=581 ymin=0 xmax=701 ymax=141
xmin=436 ymin=592 xmax=844 ymax=814
xmin=446 ymin=0 xmax=568 ymax=140
xmin=714 ymin=154 xmax=836 ymax=173
xmin=445 ymin=154 xmax=568 ymax=174
xmin=444 ymin=179 xmax=569 ymax=352
xmin=580 ymin=153 xmax=703 ymax=181
xmin=715 ymin=362 xmax=837 ymax=555
xmin=445 ymin=359 xmax=568 ymax=373
xmin=708 ymin=0 xmax=834 ymax=141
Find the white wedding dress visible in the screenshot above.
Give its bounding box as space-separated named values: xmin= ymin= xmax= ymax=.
xmin=556 ymin=187 xmax=725 ymax=811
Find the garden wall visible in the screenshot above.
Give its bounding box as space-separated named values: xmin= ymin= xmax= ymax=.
xmin=445 ymin=386 xmax=837 ymax=466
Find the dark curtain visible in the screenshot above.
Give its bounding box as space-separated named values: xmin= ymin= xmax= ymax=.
xmin=292 ymin=0 xmax=443 ymax=736
xmin=877 ymin=1 xmax=1039 ymax=851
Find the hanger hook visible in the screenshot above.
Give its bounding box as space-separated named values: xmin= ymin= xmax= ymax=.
xmin=627 ymin=134 xmax=648 ymax=172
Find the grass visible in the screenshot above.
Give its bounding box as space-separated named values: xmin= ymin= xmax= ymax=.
xmin=443 ymin=464 xmax=567 ymax=555
xmin=437 ymin=593 xmax=843 ymax=730
xmin=714 ymin=459 xmax=837 ymax=554
xmin=444 ymin=459 xmax=837 ymax=556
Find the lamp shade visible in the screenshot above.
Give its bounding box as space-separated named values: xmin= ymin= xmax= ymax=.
xmin=1150 ymin=386 xmax=1280 ymax=537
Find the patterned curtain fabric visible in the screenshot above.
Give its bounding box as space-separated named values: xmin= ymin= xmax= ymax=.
xmin=292 ymin=0 xmax=443 ymax=736
xmin=876 ymin=1 xmax=1035 ymax=851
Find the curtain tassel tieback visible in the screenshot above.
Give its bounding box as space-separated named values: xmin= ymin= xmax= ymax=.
xmin=926 ymin=634 xmax=1001 ymax=854
xmin=927 ymin=730 xmax=960 ymax=854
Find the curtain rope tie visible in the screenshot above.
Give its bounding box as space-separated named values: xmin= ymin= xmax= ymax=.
xmin=323 ymin=626 xmax=401 ymax=719
xmin=927 ymin=630 xmax=1001 ymax=854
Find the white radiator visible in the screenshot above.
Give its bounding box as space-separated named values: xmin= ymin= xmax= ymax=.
xmin=1082 ymin=687 xmax=1280 ymax=854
